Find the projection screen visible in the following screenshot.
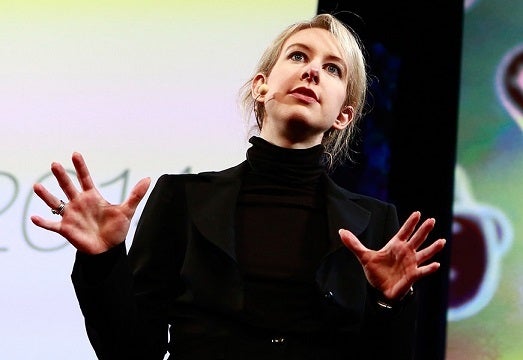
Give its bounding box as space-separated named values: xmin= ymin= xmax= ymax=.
xmin=0 ymin=2 xmax=317 ymax=358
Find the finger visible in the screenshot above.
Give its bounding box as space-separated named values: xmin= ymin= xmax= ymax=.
xmin=51 ymin=162 xmax=79 ymax=200
xmin=72 ymin=152 xmax=96 ymax=192
xmin=414 ymin=261 xmax=441 ymax=282
xmin=33 ymin=183 xmax=64 ymax=210
xmin=395 ymin=211 xmax=421 ymax=241
xmin=122 ymin=177 xmax=151 ymax=215
xmin=339 ymin=229 xmax=369 ymax=259
xmin=416 ymin=238 xmax=446 ymax=265
xmin=408 ymin=218 xmax=436 ymax=250
xmin=30 ymin=215 xmax=61 ymax=233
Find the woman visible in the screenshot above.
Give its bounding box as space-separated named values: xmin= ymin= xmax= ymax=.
xmin=31 ymin=14 xmax=445 ymax=360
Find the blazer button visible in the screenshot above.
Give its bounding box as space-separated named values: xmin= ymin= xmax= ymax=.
xmin=324 ymin=291 xmax=335 ymax=300
xmin=271 ymin=336 xmax=286 ymax=344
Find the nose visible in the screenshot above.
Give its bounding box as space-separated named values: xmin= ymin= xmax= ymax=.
xmin=301 ymin=66 xmax=319 ymax=84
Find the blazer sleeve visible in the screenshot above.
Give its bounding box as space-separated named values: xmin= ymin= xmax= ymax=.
xmin=71 ymin=174 xmax=187 ymax=360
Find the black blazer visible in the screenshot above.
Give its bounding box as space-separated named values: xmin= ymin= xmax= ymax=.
xmin=72 ymin=161 xmax=416 ymax=360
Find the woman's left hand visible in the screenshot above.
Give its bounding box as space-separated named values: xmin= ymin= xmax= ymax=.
xmin=338 ymin=211 xmax=446 ymax=301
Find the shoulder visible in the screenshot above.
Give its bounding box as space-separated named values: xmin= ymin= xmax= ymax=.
xmin=150 ymin=161 xmax=248 ymax=196
xmin=323 ymin=174 xmax=396 ymax=212
xmin=193 ymin=161 xmax=250 ymax=180
xmin=351 ymin=191 xmax=396 ymax=215
xmin=323 ymin=174 xmax=398 ymax=237
xmin=156 ymin=161 xmax=248 ymax=183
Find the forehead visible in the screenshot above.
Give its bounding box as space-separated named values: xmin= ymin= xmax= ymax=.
xmin=282 ymin=27 xmax=345 ymax=60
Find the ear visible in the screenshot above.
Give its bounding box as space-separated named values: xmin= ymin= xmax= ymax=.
xmin=251 ymin=73 xmax=267 ymax=101
xmin=332 ymin=106 xmax=354 ymax=130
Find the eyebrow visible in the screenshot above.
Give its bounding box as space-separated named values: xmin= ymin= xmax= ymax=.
xmin=284 ymin=43 xmax=347 ymax=75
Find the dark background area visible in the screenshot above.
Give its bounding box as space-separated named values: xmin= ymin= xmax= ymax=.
xmin=318 ymin=1 xmax=463 ymax=359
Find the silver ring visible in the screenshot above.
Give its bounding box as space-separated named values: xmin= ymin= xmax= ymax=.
xmin=51 ymin=200 xmax=66 ymax=216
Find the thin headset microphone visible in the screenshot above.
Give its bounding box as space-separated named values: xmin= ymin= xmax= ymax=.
xmin=254 ymin=84 xmax=270 ymax=128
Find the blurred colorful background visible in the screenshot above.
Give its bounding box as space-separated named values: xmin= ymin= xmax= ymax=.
xmin=446 ymin=0 xmax=523 ymax=359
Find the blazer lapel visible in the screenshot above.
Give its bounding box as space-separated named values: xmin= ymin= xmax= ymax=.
xmin=323 ymin=174 xmax=371 ymax=254
xmin=317 ymin=176 xmax=372 ymax=312
xmin=186 ymin=165 xmax=373 ymax=261
xmin=185 ymin=162 xmax=249 ymax=262
xmin=185 ymin=163 xmax=373 ymax=313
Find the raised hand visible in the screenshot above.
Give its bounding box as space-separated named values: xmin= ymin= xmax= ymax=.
xmin=339 ymin=211 xmax=446 ymax=301
xmin=31 ymin=152 xmax=151 ymax=255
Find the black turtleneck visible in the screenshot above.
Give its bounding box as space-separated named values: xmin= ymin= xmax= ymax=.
xmin=235 ymin=136 xmax=329 ymax=333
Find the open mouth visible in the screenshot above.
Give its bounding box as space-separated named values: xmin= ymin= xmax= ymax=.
xmin=290 ymin=87 xmax=319 ymax=103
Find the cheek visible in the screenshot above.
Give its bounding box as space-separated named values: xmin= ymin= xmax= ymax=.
xmin=268 ymin=62 xmax=303 ymax=84
xmin=267 ymin=64 xmax=287 ymax=81
xmin=337 ymin=83 xmax=349 ymax=107
xmin=327 ymin=86 xmax=348 ymax=114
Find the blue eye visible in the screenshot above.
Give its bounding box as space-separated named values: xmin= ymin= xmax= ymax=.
xmin=325 ymin=64 xmax=342 ymax=77
xmin=289 ymin=51 xmax=306 ymax=62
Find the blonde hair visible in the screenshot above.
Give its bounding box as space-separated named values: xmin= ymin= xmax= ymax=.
xmin=240 ymin=13 xmax=367 ymax=170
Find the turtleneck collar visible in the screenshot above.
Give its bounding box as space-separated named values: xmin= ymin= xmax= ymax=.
xmin=246 ymin=136 xmax=326 ymax=185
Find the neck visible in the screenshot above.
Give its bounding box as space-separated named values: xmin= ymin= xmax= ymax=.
xmin=246 ymin=136 xmax=325 ymax=185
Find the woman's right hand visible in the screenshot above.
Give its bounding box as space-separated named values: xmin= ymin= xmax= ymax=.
xmin=31 ymin=152 xmax=151 ymax=255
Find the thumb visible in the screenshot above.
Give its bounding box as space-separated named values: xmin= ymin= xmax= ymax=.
xmin=339 ymin=229 xmax=368 ymax=259
xmin=124 ymin=177 xmax=152 ymax=214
